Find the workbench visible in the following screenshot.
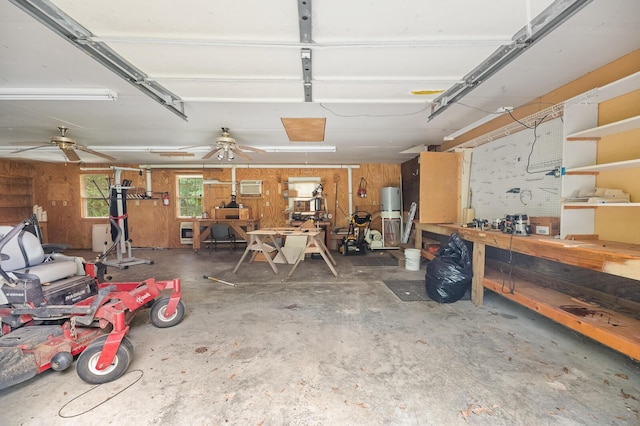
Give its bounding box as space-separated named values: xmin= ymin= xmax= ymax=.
xmin=415 ymin=222 xmax=640 ymax=361
xmin=192 ymin=218 xmax=260 ymax=252
xmin=289 ymin=219 xmax=332 ymax=248
xmin=233 ymin=228 xmax=338 ymax=277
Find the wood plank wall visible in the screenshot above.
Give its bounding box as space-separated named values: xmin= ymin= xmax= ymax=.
xmin=0 ymin=159 xmax=400 ymax=249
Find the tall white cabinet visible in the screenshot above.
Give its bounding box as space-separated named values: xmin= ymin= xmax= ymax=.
xmin=560 ymin=72 xmax=640 ymax=239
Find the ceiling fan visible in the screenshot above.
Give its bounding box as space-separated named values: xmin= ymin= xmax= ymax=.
xmin=10 ymin=126 xmax=115 ymax=162
xmin=192 ymin=127 xmax=266 ymax=161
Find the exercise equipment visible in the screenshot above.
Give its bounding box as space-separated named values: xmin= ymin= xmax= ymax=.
xmin=102 ymin=166 xmax=153 ymax=269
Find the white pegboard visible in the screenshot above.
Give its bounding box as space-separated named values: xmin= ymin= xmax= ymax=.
xmin=469 ymin=117 xmax=563 ymax=221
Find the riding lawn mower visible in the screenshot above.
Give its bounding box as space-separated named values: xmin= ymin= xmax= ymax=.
xmin=0 ymin=218 xmax=185 ymax=391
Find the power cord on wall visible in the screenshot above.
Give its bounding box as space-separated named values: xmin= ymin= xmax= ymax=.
xmin=500 ymin=233 xmax=516 ymax=294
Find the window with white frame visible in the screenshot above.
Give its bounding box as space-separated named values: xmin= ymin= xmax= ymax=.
xmin=81 ymin=174 xmax=110 ymax=218
xmin=177 ymin=175 xmax=203 ymax=218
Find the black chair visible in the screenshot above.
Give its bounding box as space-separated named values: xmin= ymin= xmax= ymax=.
xmin=208 ymin=224 xmax=236 ymax=253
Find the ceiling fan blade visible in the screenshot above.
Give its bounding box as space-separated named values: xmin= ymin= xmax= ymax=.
xmin=180 ymin=144 xmax=207 ymax=150
xmin=10 ymin=144 xmax=51 ymax=154
xmin=237 ymin=144 xmax=266 ymax=154
xmin=61 ymin=148 xmax=81 ymax=162
xmin=150 ymin=151 xmax=195 ymax=157
xmin=76 ymin=146 xmax=116 ymax=161
xmin=233 ymin=149 xmax=252 ymax=161
xmin=202 ymin=148 xmax=219 ymax=159
xmin=10 ymin=141 xmax=54 ymax=147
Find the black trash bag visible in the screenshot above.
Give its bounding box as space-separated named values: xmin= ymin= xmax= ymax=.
xmin=425 ymin=233 xmax=473 ymax=303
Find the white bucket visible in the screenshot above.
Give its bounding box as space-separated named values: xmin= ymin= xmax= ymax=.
xmin=404 ymin=248 xmax=421 ymax=271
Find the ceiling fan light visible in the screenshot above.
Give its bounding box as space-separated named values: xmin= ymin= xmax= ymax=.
xmin=216 ymin=150 xmax=225 ymax=160
xmin=227 ymin=151 xmax=235 ymax=160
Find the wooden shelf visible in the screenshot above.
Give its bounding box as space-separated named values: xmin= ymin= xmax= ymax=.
xmin=566 ymin=114 xmax=640 ymax=140
xmin=563 ymin=202 xmax=640 ymax=208
xmin=564 ymin=158 xmax=640 ymax=173
xmin=483 ymin=268 xmax=640 ymax=361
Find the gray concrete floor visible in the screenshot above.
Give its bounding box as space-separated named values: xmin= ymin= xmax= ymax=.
xmin=1 ymin=247 xmax=639 ymax=425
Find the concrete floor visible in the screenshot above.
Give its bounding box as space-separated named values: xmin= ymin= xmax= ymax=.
xmin=1 ymin=247 xmax=639 ymax=425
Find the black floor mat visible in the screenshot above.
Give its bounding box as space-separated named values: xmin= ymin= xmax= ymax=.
xmin=383 ymin=280 xmax=428 ymax=301
xmin=350 ymin=253 xmax=398 ymax=266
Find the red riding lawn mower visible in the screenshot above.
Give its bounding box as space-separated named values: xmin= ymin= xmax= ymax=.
xmin=0 ymin=218 xmax=185 ymax=391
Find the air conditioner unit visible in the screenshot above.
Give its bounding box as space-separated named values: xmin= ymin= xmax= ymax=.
xmin=240 ymin=180 xmax=262 ymax=196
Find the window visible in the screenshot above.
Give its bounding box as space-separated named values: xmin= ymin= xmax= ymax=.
xmin=81 ymin=174 xmax=110 ymax=218
xmin=177 ymin=175 xmax=203 ymax=218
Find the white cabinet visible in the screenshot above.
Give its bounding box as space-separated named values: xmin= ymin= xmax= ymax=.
xmin=560 ymin=72 xmax=640 ymax=239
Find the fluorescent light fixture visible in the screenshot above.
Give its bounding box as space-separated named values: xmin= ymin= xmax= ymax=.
xmin=262 ymin=145 xmax=336 ymax=153
xmin=0 ymin=88 xmax=118 ymax=101
xmin=443 ymin=110 xmax=506 ymax=141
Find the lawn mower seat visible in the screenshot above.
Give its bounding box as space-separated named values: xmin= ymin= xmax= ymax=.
xmin=0 ymin=226 xmax=84 ymax=285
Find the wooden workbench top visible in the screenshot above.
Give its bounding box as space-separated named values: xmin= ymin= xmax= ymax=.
xmin=415 ymin=223 xmax=640 ymax=281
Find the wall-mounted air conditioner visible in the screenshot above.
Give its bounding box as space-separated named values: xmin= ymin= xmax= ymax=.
xmin=240 ymin=180 xmax=262 ymax=196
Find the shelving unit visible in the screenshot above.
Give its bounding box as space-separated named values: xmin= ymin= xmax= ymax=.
xmin=0 ymin=176 xmax=33 ymax=225
xmin=560 ymin=74 xmax=640 ymax=239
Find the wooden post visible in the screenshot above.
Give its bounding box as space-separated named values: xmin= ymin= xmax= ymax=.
xmin=472 ymin=242 xmax=485 ymax=306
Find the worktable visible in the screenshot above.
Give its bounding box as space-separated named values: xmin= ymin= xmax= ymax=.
xmin=233 ymin=228 xmax=338 ymax=277
xmin=289 ymin=219 xmax=332 ymax=248
xmin=192 ymin=218 xmax=260 ymax=252
xmin=415 ymin=222 xmax=640 ymax=361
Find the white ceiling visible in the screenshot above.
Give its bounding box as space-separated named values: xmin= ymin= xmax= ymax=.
xmin=0 ymin=0 xmax=638 ymax=165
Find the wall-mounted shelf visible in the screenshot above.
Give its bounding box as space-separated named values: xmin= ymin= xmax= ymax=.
xmin=565 ymin=158 xmax=640 ymax=174
xmin=560 ymin=73 xmax=640 ymax=241
xmin=566 ymin=114 xmax=640 ymax=140
xmin=562 ymin=202 xmax=640 ymax=208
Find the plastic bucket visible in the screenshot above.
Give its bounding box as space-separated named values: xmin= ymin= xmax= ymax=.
xmin=404 ymin=248 xmax=421 ymax=271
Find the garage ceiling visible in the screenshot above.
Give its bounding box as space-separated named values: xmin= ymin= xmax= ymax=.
xmin=0 ymin=0 xmax=638 ymax=165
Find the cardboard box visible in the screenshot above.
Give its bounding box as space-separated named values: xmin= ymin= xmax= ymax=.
xmin=529 ymin=216 xmax=560 ymax=236
xmin=213 ymin=207 xmax=252 ymax=220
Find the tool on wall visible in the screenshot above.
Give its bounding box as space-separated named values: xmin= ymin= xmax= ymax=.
xmin=357 ymin=177 xmax=367 ymax=198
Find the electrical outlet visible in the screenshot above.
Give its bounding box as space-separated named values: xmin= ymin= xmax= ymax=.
xmin=153 ymin=200 xmax=158 ymax=206
xmin=266 ymin=201 xmax=270 ymax=206
xmin=135 ymin=200 xmax=140 ymax=206
xmin=62 ymin=200 xmax=67 ymax=206
xmin=52 ymin=201 xmax=56 ymax=206
xmin=497 ymin=106 xmax=514 ymax=113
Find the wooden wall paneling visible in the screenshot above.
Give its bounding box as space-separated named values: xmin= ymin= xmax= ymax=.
xmin=7 ymin=160 xmax=401 ymax=249
xmin=419 ymin=152 xmax=462 ymax=223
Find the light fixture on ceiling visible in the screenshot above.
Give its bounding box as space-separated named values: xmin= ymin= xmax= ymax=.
xmin=443 ymin=108 xmax=511 ymax=141
xmin=0 ymin=88 xmax=118 ymax=101
xmin=262 ymin=145 xmax=336 ymax=153
xmin=429 ymin=0 xmax=592 ymax=121
xmin=10 ymin=0 xmax=186 ymax=120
